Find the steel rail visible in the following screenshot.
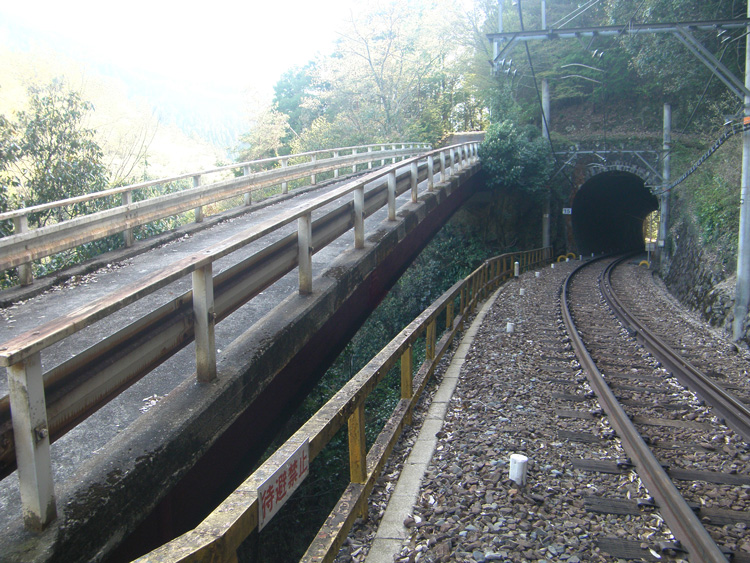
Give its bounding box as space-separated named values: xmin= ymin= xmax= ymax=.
xmin=561 ymin=257 xmax=729 ymax=563
xmin=601 ymin=256 xmax=750 ymax=443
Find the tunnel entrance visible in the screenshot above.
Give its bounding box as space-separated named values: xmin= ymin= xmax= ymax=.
xmin=571 ymin=170 xmax=658 ymax=255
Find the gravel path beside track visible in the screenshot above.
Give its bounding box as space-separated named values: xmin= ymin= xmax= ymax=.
xmin=336 ymin=259 xmax=750 ymax=563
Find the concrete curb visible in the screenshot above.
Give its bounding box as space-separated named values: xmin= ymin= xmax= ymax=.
xmin=365 ymin=284 xmax=504 ymax=563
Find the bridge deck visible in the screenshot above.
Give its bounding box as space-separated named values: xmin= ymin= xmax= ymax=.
xmin=0 ymin=165 xmax=428 ymax=540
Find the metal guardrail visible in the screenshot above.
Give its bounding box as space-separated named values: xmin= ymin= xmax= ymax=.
xmin=0 ymin=142 xmax=478 ymax=531
xmin=0 ymin=143 xmax=429 ymax=286
xmin=136 ymin=246 xmax=552 ymax=563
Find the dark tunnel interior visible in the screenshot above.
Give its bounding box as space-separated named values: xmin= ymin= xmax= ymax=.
xmin=571 ymin=171 xmax=659 ymax=255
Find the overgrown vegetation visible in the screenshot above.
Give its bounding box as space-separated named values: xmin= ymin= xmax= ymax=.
xmin=479 ymin=120 xmax=553 ymax=198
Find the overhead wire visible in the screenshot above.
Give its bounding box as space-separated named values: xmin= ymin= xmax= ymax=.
xmin=553 ymin=0 xmax=602 ymax=29
xmin=515 ymin=0 xmax=576 ymax=191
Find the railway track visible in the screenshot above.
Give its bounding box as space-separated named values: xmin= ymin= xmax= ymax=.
xmin=353 ymin=256 xmax=750 ymax=562
xmin=563 ymin=255 xmax=750 ymax=563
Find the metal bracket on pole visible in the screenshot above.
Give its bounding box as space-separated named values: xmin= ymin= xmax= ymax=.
xmin=673 ymin=28 xmax=750 ymax=100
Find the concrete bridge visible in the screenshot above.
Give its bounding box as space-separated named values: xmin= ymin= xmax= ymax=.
xmin=0 ymin=142 xmax=484 ymax=562
xmin=0 ymin=133 xmax=676 ymax=562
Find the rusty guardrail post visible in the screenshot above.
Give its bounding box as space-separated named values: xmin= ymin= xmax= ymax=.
xmin=12 ymin=214 xmax=33 ymax=286
xmin=354 ymin=186 xmax=365 ymax=249
xmin=348 ymin=402 xmax=367 ymax=519
xmin=427 ymin=155 xmax=434 ymax=191
xmin=410 ymin=161 xmax=419 ymax=203
xmin=298 ymin=212 xmax=313 ymax=294
xmin=193 ymin=175 xmax=203 ymax=223
xmin=387 ymin=171 xmax=397 ymax=221
xmin=243 ymin=165 xmax=252 ymax=206
xmin=121 ymin=190 xmax=134 ymax=248
xmin=8 ymin=351 xmax=57 ymax=530
xmin=401 ymin=346 xmax=413 ymax=425
xmin=426 ymin=320 xmax=436 ymax=360
xmin=193 ymin=263 xmax=217 ymax=382
xmin=281 ymin=158 xmax=289 ymax=194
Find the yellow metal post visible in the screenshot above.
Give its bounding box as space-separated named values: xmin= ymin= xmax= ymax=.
xmin=401 ymin=347 xmax=413 ymax=425
xmin=426 ymin=320 xmax=436 ymax=360
xmin=348 ymin=403 xmax=368 ymax=520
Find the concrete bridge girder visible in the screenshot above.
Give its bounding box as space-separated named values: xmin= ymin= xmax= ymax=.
xmin=0 ymin=158 xmax=482 ymax=563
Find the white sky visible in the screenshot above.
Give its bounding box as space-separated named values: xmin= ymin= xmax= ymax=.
xmin=0 ymin=0 xmax=355 ymax=99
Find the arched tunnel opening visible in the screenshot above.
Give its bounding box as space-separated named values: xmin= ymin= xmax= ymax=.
xmin=571 ymin=171 xmax=659 ymax=255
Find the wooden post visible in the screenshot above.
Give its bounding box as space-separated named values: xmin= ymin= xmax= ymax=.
xmin=193 ymin=175 xmax=203 ymax=223
xmin=446 ymin=301 xmax=454 ymax=330
xmin=298 ymin=213 xmax=313 ymax=294
xmin=401 ymin=346 xmax=413 ymax=425
xmin=354 ymin=186 xmax=365 ymax=249
xmin=192 ymin=264 xmax=217 ymax=382
xmin=243 ymin=165 xmax=252 ymax=206
xmin=387 ymin=171 xmax=396 ymax=221
xmin=121 ymin=190 xmax=134 ymax=248
xmin=8 ymin=352 xmax=57 ymax=530
xmin=13 ymin=215 xmax=33 ymax=286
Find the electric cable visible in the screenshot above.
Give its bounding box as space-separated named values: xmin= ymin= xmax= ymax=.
xmin=653 ymin=119 xmax=750 ymax=195
xmin=515 ymin=0 xmax=577 ymax=192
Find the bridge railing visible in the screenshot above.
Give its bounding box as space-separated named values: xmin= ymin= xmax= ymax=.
xmin=0 ymin=142 xmax=479 ymax=531
xmin=0 ymin=143 xmax=429 ymax=287
xmin=136 ymin=246 xmax=552 ymax=563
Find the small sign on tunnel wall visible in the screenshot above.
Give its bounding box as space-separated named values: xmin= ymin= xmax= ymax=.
xmin=258 ymin=438 xmax=310 ymax=530
xmin=562 ymin=208 xmax=572 ymax=215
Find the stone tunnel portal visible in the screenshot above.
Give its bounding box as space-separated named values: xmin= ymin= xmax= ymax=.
xmin=571 ymin=171 xmax=659 ymax=255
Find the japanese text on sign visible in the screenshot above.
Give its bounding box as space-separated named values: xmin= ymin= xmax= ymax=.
xmin=258 ymin=438 xmax=310 ymax=530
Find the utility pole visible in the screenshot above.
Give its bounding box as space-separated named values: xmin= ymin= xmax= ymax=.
xmin=658 ymin=103 xmax=671 ymax=263
xmin=542 ymin=77 xmax=551 ymax=248
xmin=733 ymin=0 xmax=750 ymax=341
